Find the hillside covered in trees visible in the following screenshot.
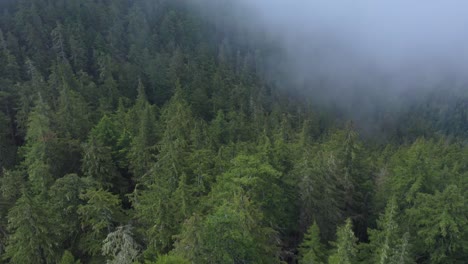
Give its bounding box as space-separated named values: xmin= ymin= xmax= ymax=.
xmin=0 ymin=0 xmax=467 ymax=263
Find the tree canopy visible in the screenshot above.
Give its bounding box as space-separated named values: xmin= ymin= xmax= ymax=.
xmin=0 ymin=0 xmax=466 ymax=263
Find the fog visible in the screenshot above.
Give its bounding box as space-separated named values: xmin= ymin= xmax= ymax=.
xmin=240 ymin=1 xmax=468 ymax=78
xmin=191 ymin=0 xmax=468 ymax=126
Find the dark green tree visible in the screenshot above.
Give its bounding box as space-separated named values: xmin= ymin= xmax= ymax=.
xmin=77 ymin=188 xmax=124 ymax=258
xmin=407 ymin=185 xmax=467 ymax=263
xmin=298 ymin=222 xmax=327 ymax=264
xmin=328 ymin=219 xmax=358 ymax=264
xmin=364 ymin=197 xmax=413 ymax=264
xmin=4 ymin=192 xmax=61 ymax=263
xmin=23 ymin=96 xmax=56 ymax=193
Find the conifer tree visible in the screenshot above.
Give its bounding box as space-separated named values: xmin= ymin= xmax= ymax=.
xmin=174 ymin=194 xmax=280 ymax=264
xmin=4 ymin=191 xmax=61 ymax=264
xmin=77 ymin=188 xmax=124 ymax=257
xmin=128 ymin=81 xmax=157 ymax=180
xmin=299 ymin=222 xmax=326 ymax=264
xmin=23 ymin=96 xmax=56 ymax=193
xmin=133 ymin=86 xmax=193 ymax=254
xmin=102 ymin=225 xmax=140 ymax=264
xmin=0 ymin=1 xmax=466 ymax=263
xmin=366 ymin=197 xmax=413 ymax=264
xmin=328 ymin=219 xmax=358 ymax=264
xmin=82 ymin=135 xmax=120 ymax=188
xmin=59 ymin=250 xmax=81 ymax=264
xmin=407 ymin=185 xmax=467 ymax=263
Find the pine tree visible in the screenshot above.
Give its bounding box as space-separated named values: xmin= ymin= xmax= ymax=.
xmin=328 ymin=219 xmax=358 ymax=264
xmin=4 ymin=191 xmax=61 ymax=264
xmin=82 ymin=135 xmax=120 ymax=188
xmin=127 ymin=82 xmax=157 ymax=180
xmin=299 ymin=222 xmax=326 ymax=264
xmin=68 ymin=23 xmax=87 ymax=71
xmin=406 ymin=185 xmax=467 ymax=263
xmin=213 ymin=154 xmax=285 ymax=228
xmin=82 ymin=116 xmax=122 ymax=188
xmin=54 ymin=62 xmax=91 ymax=140
xmin=77 ymin=188 xmax=124 ymax=257
xmin=209 ymin=110 xmax=229 ymax=147
xmin=23 ymin=96 xmax=56 ymax=193
xmin=102 ymin=225 xmax=140 ymax=264
xmin=174 ymin=194 xmax=280 ymax=264
xmin=16 ymin=59 xmax=47 ymax=137
xmin=296 ymin=145 xmax=343 ymax=241
xmin=133 ymin=86 xmax=193 ymax=254
xmin=59 ymin=250 xmax=81 ymax=264
xmin=48 ymin=174 xmax=91 ymax=250
xmin=365 ymin=197 xmax=413 ymax=264
xmin=386 ymin=139 xmax=465 ymax=208
xmin=297 ymin=128 xmax=370 ymax=241
xmin=51 ymin=22 xmax=67 ymax=62
xmin=97 ymin=55 xmax=120 ymax=112
xmin=133 ymin=179 xmax=174 ymax=256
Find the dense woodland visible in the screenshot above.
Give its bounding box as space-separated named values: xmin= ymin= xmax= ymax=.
xmin=0 ymin=0 xmax=467 ymax=263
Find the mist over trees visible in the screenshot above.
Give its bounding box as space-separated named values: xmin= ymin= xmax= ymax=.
xmin=192 ymin=0 xmax=468 ymax=138
xmin=0 ymin=0 xmax=467 ymax=263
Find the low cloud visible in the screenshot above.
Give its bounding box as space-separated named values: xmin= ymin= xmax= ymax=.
xmin=191 ymin=0 xmax=468 ymax=123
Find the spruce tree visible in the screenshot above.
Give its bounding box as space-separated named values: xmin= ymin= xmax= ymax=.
xmin=299 ymin=222 xmax=326 ymax=264
xmin=328 ymin=219 xmax=358 ymax=264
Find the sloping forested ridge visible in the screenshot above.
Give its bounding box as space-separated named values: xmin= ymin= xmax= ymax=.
xmin=0 ymin=0 xmax=466 ymax=263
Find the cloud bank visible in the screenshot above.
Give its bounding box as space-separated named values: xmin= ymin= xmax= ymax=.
xmin=192 ymin=0 xmax=468 ymax=120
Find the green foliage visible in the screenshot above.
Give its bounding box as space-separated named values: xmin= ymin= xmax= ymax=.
xmin=0 ymin=0 xmax=466 ymax=263
xmin=364 ymin=197 xmax=413 ymax=264
xmin=102 ymin=225 xmax=140 ymax=264
xmin=77 ymin=188 xmax=124 ymax=256
xmin=153 ymin=255 xmax=190 ymax=264
xmin=328 ymin=219 xmax=358 ymax=264
xmin=384 ymin=139 xmax=466 ymax=207
xmin=0 ymin=169 xmax=24 ymax=200
xmin=48 ymin=174 xmax=92 ymax=249
xmin=55 ymin=74 xmax=91 ymax=139
xmin=174 ymin=195 xmax=281 ymax=264
xmin=82 ymin=134 xmax=120 ymax=188
xmin=23 ymin=96 xmax=56 ymax=192
xmin=132 ymin=89 xmax=196 ymax=254
xmin=296 ymin=127 xmax=371 ymax=241
xmin=4 ymin=192 xmax=61 ymax=264
xmin=128 ymin=103 xmax=158 ymax=180
xmin=59 ymin=250 xmax=81 ymax=264
xmin=213 ymin=154 xmax=285 ymax=225
xmin=299 ymin=222 xmax=326 ymax=264
xmin=407 ymin=185 xmax=468 ymax=263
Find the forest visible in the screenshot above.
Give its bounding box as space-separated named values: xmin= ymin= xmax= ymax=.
xmin=0 ymin=0 xmax=467 ymax=263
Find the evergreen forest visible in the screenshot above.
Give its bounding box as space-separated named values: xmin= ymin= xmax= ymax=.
xmin=0 ymin=0 xmax=467 ymax=263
